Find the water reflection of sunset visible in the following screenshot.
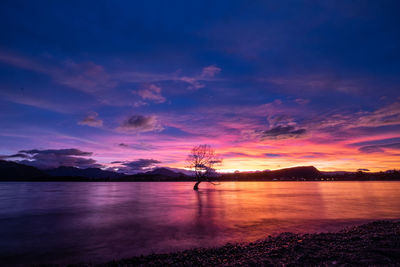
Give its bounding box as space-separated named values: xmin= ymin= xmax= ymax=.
xmin=2 ymin=181 xmax=400 ymax=264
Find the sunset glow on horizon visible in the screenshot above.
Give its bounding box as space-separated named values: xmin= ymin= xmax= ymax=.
xmin=1 ymin=1 xmax=399 ymax=173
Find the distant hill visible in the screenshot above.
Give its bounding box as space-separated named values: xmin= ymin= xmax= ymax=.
xmin=45 ymin=166 xmax=125 ymax=179
xmin=269 ymin=166 xmax=321 ymax=178
xmin=0 ymin=160 xmax=46 ymax=180
xmin=221 ymin=166 xmax=322 ymax=181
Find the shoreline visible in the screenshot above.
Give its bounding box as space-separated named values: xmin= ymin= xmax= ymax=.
xmin=95 ymin=220 xmax=400 ymax=266
xmin=2 ymin=180 xmax=400 ymax=182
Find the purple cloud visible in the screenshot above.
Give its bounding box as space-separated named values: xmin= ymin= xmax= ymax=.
xmin=266 ymin=74 xmax=364 ymax=94
xmin=119 ymin=115 xmax=163 ymax=133
xmin=180 ymin=76 xmax=205 ymax=90
xmin=135 ymin=84 xmax=166 ymax=103
xmin=264 ymin=153 xmax=282 ymax=158
xmin=295 ymin=98 xmax=310 ymax=105
xmin=262 ymin=125 xmax=307 ymax=139
xmin=201 ymin=65 xmax=221 ymax=78
xmin=114 ymin=159 xmax=161 ymax=173
xmin=78 ymin=112 xmax=103 ymax=127
xmin=4 ymin=148 xmax=100 ymax=169
xmin=359 ymin=143 xmax=400 ymax=153
xmin=358 ymin=102 xmax=400 ymax=127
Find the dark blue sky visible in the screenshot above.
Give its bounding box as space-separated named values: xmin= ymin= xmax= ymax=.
xmin=1 ymin=0 xmax=399 ymax=172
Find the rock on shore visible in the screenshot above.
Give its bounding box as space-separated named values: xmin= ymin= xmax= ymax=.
xmin=100 ymin=221 xmax=400 ymax=266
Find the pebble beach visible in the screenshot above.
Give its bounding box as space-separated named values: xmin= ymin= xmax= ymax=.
xmin=97 ymin=221 xmax=400 ymax=267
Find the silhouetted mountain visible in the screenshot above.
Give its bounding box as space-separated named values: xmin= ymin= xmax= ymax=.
xmin=221 ymin=166 xmax=322 ymax=181
xmin=145 ymin=167 xmax=187 ymax=177
xmin=269 ymin=166 xmax=321 ymax=178
xmin=0 ymin=160 xmax=46 ymax=180
xmin=45 ymin=166 xmax=125 ymax=179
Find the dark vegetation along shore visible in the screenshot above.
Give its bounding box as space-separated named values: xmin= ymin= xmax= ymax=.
xmin=1 ymin=160 xmax=400 ymax=181
xmin=93 ymin=221 xmax=400 ymax=267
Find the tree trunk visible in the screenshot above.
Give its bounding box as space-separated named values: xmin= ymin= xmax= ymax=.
xmin=193 ymin=181 xmax=201 ymax=190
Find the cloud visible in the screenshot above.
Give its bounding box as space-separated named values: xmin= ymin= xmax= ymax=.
xmin=0 ymin=89 xmax=82 ymax=114
xmin=113 ymin=159 xmax=161 ymax=173
xmin=262 ymin=125 xmax=307 ymax=139
xmin=180 ymin=65 xmax=221 ymax=90
xmin=359 ymin=146 xmax=385 ymax=153
xmin=262 ymin=114 xmax=307 ymax=139
xmin=180 ymin=76 xmax=205 ymax=90
xmin=0 ymin=153 xmax=30 ymax=159
xmin=117 ymin=142 xmax=157 ymax=150
xmin=267 ymin=114 xmax=296 ymax=127
xmin=124 ymin=159 xmax=161 ymax=170
xmin=299 ymin=152 xmax=329 ymax=159
xmin=220 ymin=151 xmax=285 ymax=159
xmin=0 ymin=52 xmax=48 ymax=73
xmin=0 ymin=52 xmax=117 ymax=95
xmin=59 ymin=60 xmax=117 ymax=94
xmin=20 ymin=148 xmax=92 ymax=156
xmin=131 ymin=143 xmax=158 ymax=150
xmin=267 ymin=74 xmax=364 ymax=94
xmin=264 ymin=153 xmax=282 ymax=158
xmin=359 ymin=142 xmax=400 ymax=153
xmin=295 ymin=98 xmax=310 ymax=105
xmin=221 ymin=152 xmax=251 ymax=158
xmin=3 ymin=148 xmax=100 ymax=169
xmin=201 ymin=65 xmax=221 ymax=78
xmin=357 ymin=102 xmax=400 ymax=127
xmin=78 ymin=112 xmax=103 ymax=127
xmin=135 ymin=84 xmax=166 ymax=103
xmin=0 ymin=53 xmax=222 ymax=109
xmin=133 ymin=100 xmax=148 ymax=107
xmin=351 ymin=137 xmax=400 ymax=147
xmin=350 ymin=137 xmax=400 ymax=154
xmin=119 ymin=115 xmax=163 ymax=133
xmin=119 ymin=143 xmax=129 ymax=148
xmin=357 ymin=168 xmax=370 ymax=172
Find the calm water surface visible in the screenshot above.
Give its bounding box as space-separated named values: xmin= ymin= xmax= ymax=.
xmin=0 ymin=181 xmax=399 ymax=265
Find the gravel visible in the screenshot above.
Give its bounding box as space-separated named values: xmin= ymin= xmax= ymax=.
xmin=86 ymin=220 xmax=400 ymax=266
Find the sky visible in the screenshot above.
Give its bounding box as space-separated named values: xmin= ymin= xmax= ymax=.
xmin=0 ymin=0 xmax=400 ymax=173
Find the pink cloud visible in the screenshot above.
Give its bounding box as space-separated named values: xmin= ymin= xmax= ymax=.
xmin=179 ymin=76 xmax=205 ymax=90
xmin=78 ymin=112 xmax=103 ymax=127
xmin=135 ymin=84 xmax=166 ymax=103
xmin=357 ymin=102 xmax=400 ymax=127
xmin=201 ymin=65 xmax=221 ymax=78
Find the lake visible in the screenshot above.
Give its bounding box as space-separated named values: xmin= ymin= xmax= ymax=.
xmin=0 ymin=181 xmax=399 ymax=265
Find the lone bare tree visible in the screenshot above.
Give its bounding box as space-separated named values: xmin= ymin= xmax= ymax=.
xmin=186 ymin=144 xmax=222 ymax=190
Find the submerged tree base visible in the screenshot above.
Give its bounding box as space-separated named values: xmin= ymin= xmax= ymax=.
xmin=193 ymin=181 xmax=201 ymax=190
xmin=99 ymin=220 xmax=400 ymax=266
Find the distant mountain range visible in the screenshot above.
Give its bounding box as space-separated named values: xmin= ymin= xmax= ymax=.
xmin=45 ymin=166 xmax=125 ymax=179
xmin=0 ymin=160 xmax=189 ymax=180
xmin=0 ymin=160 xmax=46 ymax=179
xmin=0 ymin=160 xmax=399 ymax=181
